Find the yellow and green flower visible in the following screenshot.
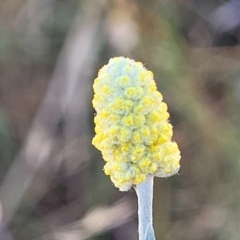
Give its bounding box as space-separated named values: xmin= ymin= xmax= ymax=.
xmin=92 ymin=57 xmax=181 ymax=191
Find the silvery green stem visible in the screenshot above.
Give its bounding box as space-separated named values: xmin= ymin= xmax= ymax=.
xmin=135 ymin=176 xmax=156 ymax=240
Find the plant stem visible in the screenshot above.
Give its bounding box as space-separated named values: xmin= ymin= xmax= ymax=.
xmin=135 ymin=176 xmax=156 ymax=240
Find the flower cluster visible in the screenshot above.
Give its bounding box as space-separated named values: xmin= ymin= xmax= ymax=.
xmin=92 ymin=57 xmax=180 ymax=191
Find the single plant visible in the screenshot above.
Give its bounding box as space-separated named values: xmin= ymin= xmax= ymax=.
xmin=92 ymin=57 xmax=181 ymax=240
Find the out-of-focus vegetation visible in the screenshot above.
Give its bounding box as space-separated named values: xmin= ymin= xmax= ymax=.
xmin=1 ymin=0 xmax=240 ymax=239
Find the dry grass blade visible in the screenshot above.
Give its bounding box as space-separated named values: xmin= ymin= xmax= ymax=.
xmin=0 ymin=0 xmax=105 ymax=228
xmin=35 ymin=198 xmax=136 ymax=240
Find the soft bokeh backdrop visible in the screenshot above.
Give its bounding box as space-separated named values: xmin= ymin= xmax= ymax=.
xmin=1 ymin=0 xmax=240 ymax=239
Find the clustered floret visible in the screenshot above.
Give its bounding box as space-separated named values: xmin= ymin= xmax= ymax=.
xmin=92 ymin=57 xmax=181 ymax=191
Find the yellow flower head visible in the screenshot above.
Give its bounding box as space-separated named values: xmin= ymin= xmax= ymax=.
xmin=92 ymin=57 xmax=181 ymax=191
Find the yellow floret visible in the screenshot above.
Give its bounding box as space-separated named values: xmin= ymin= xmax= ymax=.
xmin=119 ymin=127 xmax=131 ymax=142
xmin=133 ymin=145 xmax=145 ymax=156
xmin=122 ymin=100 xmax=133 ymax=112
xmin=147 ymin=110 xmax=161 ymax=124
xmin=139 ymin=71 xmax=154 ymax=84
xmin=121 ymin=143 xmax=132 ymax=154
xmin=122 ymin=114 xmax=134 ymax=126
xmin=133 ymin=174 xmax=146 ymax=185
xmin=140 ymin=126 xmax=150 ymax=139
xmin=114 ymin=98 xmax=125 ymax=109
xmin=110 ymin=114 xmax=121 ymax=123
xmin=124 ymin=87 xmax=144 ymax=100
xmin=139 ymin=157 xmax=151 ymax=168
xmin=134 ymin=115 xmax=146 ymax=127
xmin=108 ymin=126 xmax=119 ymax=136
xmin=132 ymin=131 xmax=142 ymax=144
xmin=104 ymin=164 xmax=112 ymax=175
xmin=100 ymin=109 xmax=110 ymax=119
xmin=117 ymin=76 xmax=131 ymax=87
xmin=112 ymin=162 xmax=128 ymax=171
xmin=125 ymin=65 xmax=132 ymax=74
xmin=149 ymin=163 xmax=158 ymax=173
xmin=131 ymin=145 xmax=145 ymax=162
xmin=124 ymin=87 xmax=136 ymax=98
xmin=102 ymin=85 xmax=114 ymax=95
xmin=142 ymin=96 xmax=155 ymax=106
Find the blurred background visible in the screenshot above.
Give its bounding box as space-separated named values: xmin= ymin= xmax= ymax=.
xmin=0 ymin=0 xmax=240 ymax=239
